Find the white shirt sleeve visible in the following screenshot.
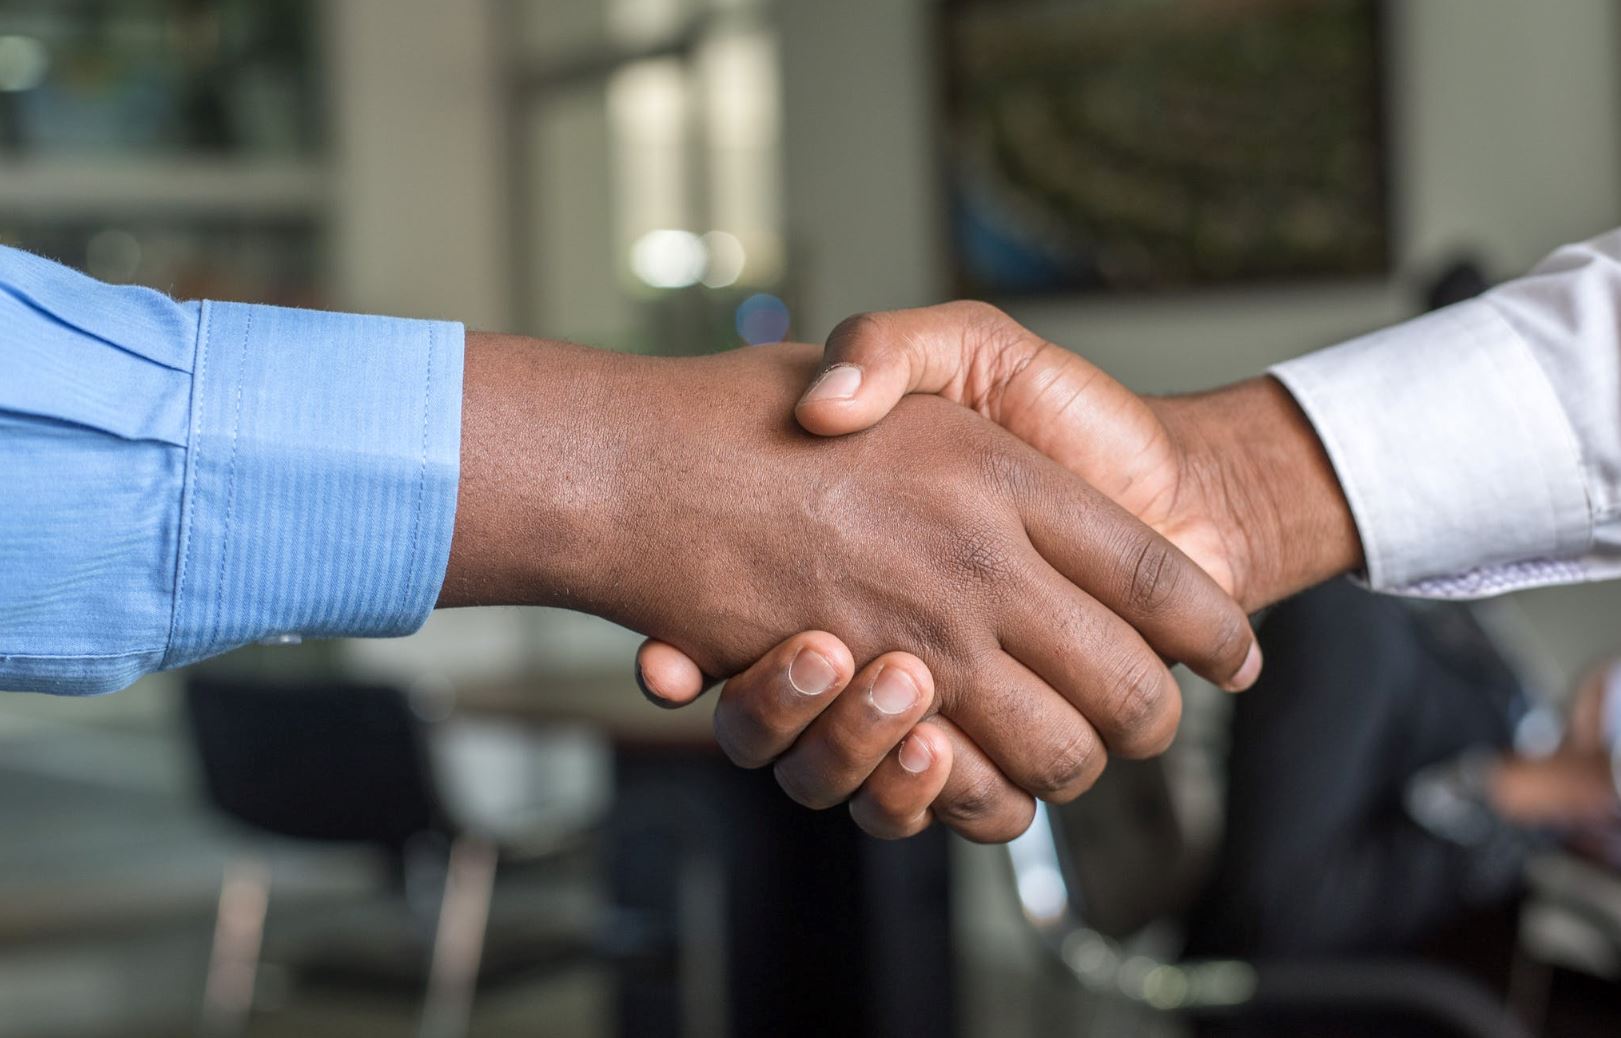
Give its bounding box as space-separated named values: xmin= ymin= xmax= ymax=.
xmin=1270 ymin=229 xmax=1621 ymax=599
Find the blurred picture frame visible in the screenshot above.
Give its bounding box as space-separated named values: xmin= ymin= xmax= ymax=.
xmin=937 ymin=0 xmax=1392 ymax=298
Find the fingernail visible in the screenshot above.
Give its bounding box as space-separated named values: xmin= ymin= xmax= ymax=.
xmin=1226 ymin=642 xmax=1263 ymax=692
xmin=870 ymin=666 xmax=918 ymax=715
xmin=788 ymin=649 xmax=838 ymax=696
xmin=802 ymin=364 xmax=862 ymax=403
xmin=898 ymin=735 xmax=933 ymax=774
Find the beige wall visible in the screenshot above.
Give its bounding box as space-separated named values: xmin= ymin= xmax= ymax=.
xmin=325 ymin=0 xmax=509 ymax=328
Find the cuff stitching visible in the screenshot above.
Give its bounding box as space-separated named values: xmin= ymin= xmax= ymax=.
xmin=162 ymin=302 xmax=212 ymax=669
xmin=2 ymin=648 xmax=166 ymax=662
xmin=212 ymin=309 xmax=253 ymax=645
xmin=401 ymin=323 xmax=436 ymax=618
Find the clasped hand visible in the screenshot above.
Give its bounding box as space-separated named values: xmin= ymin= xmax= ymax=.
xmin=448 ymin=306 xmax=1358 ymax=843
xmin=624 ymin=303 xmax=1327 ymax=842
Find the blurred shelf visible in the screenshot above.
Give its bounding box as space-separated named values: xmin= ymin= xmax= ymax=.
xmin=0 ymin=158 xmax=329 ymax=221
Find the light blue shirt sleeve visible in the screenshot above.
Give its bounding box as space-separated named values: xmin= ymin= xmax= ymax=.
xmin=0 ymin=245 xmax=464 ymax=695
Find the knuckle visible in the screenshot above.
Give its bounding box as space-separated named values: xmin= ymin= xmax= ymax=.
xmin=866 ymin=783 xmax=916 ymax=823
xmin=951 ymin=299 xmax=1014 ymax=341
xmin=1209 ymin=611 xmax=1250 ymax=672
xmin=1101 ymin=655 xmax=1173 ymax=754
xmin=827 ymin=311 xmax=891 ymax=355
xmin=896 ymin=622 xmax=994 ymax=693
xmin=936 ymin=768 xmax=1006 ymax=826
xmin=1131 ymin=696 xmax=1182 ymax=759
xmin=951 ymin=525 xmax=1016 ymax=587
xmin=953 ymin=298 xmax=1007 ymax=320
xmin=963 ymin=803 xmax=1036 ymax=845
xmin=815 ymin=727 xmax=875 ymax=779
xmin=902 ymin=613 xmax=965 ymax=668
xmin=1123 ymin=535 xmax=1183 ymax=615
xmin=953 ymin=301 xmax=1044 ymax=395
xmin=849 ymin=795 xmax=918 ymax=840
xmin=773 ymin=760 xmax=840 ymax=811
xmin=1026 ymin=727 xmax=1104 ymax=802
xmin=717 ymin=737 xmax=772 ymax=771
xmin=712 ymin=708 xmax=777 ymax=770
xmin=974 ymin=440 xmax=1037 ymax=500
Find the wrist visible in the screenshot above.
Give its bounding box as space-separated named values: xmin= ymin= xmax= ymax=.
xmin=1153 ymin=377 xmax=1362 ymax=611
xmin=439 ymin=332 xmax=641 ymax=611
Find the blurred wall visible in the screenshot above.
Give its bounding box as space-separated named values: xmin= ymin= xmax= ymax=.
xmin=325 ymin=0 xmax=507 ymax=327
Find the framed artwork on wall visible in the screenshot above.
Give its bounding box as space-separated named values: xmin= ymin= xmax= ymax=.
xmin=938 ymin=0 xmax=1391 ymax=297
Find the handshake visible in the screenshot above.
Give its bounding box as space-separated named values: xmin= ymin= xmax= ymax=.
xmin=441 ymin=302 xmax=1363 ymax=843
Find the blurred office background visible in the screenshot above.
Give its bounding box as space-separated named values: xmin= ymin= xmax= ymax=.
xmin=1 ymin=1 xmax=1619 ymax=1035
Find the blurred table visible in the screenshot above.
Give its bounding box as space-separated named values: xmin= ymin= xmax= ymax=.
xmin=457 ymin=670 xmax=954 ymax=1038
xmin=456 ymin=669 xmax=715 ymax=744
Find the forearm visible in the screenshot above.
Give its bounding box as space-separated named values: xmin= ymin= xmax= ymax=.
xmin=1154 ymin=377 xmax=1363 ymax=611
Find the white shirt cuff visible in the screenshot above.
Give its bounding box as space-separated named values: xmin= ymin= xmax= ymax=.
xmin=1270 ymin=299 xmax=1594 ymax=598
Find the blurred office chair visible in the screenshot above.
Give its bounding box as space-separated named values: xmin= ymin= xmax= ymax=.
xmin=1010 ymin=777 xmax=1531 ymax=1038
xmin=1007 ymin=582 xmax=1536 ymax=1038
xmin=1507 ymin=851 xmax=1621 ymax=1033
xmin=183 ymin=675 xmax=602 ymax=1038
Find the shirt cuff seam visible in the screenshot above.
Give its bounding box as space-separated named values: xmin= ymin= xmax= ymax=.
xmin=160 ymin=299 xmax=215 ymax=671
xmin=1489 ymin=305 xmax=1599 ymax=558
xmin=208 ymin=306 xmax=251 ymax=656
xmin=400 ymin=322 xmax=438 ymax=619
xmin=1 ymin=648 xmax=168 ymax=662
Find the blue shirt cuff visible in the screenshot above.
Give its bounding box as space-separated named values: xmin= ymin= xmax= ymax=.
xmin=163 ymin=301 xmax=464 ymax=669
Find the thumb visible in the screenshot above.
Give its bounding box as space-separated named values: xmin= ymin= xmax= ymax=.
xmin=794 ymin=302 xmax=1040 ymax=437
xmin=635 ymin=638 xmax=710 ymax=708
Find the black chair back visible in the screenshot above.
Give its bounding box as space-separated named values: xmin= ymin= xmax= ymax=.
xmin=184 ymin=675 xmax=452 ymax=852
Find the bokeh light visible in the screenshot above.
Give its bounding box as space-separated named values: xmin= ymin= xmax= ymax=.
xmin=735 ymin=292 xmax=790 ymax=345
xmin=630 ymin=228 xmax=707 ymax=288
xmin=700 ymin=230 xmax=746 ymax=288
xmin=86 ymin=229 xmax=142 ymax=283
xmin=0 ymin=35 xmax=49 ymax=93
